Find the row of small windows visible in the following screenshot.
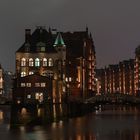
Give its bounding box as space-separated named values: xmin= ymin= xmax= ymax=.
xmin=21 ymin=82 xmax=46 ymax=87
xmin=21 ymin=58 xmax=53 ymax=67
xmin=21 ymin=71 xmax=53 ymax=77
xmin=20 ymin=71 xmax=53 ymax=77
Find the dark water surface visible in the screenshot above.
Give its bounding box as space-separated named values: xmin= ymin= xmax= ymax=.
xmin=0 ymin=105 xmax=140 ymax=140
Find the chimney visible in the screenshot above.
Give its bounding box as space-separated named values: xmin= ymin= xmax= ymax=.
xmin=25 ymin=29 xmax=31 ymax=43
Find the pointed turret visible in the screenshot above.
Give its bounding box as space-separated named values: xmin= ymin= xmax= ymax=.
xmin=53 ymin=32 xmax=65 ymax=47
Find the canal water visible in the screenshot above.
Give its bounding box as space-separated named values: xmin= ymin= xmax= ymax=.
xmin=0 ymin=104 xmax=140 ymax=140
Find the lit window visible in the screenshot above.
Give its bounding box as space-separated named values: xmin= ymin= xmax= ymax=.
xmin=48 ymin=58 xmax=53 ymax=66
xmin=21 ymin=72 xmax=26 ymax=77
xmin=29 ymin=71 xmax=34 ymax=75
xmin=21 ymin=58 xmax=26 ymax=66
xmin=63 ymin=87 xmax=66 ymax=92
xmin=69 ymin=77 xmax=72 ymax=82
xmin=65 ymin=77 xmax=68 ymax=82
xmin=29 ymin=58 xmax=34 ymax=66
xmin=88 ymin=85 xmax=92 ymax=90
xmin=63 ymin=74 xmax=65 ymax=79
xmin=36 ymin=42 xmax=46 ymax=52
xmin=35 ymin=93 xmax=39 ymax=100
xmin=35 ymin=83 xmax=40 ymax=87
xmin=26 ymin=83 xmax=31 ymax=87
xmin=21 ymin=83 xmax=26 ymax=87
xmin=27 ymin=94 xmax=31 ymax=99
xmin=35 ymin=58 xmax=40 ymax=67
xmin=43 ymin=58 xmax=47 ymax=66
xmin=41 ymin=83 xmax=46 ymax=87
xmin=35 ymin=93 xmax=43 ymax=102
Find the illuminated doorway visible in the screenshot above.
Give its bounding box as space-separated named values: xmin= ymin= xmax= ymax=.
xmin=35 ymin=93 xmax=43 ymax=103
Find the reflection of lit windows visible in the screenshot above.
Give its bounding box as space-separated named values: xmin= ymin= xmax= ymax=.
xmin=35 ymin=83 xmax=40 ymax=87
xmin=27 ymin=94 xmax=31 ymax=99
xmin=43 ymin=58 xmax=47 ymax=66
xmin=35 ymin=58 xmax=40 ymax=67
xmin=29 ymin=58 xmax=34 ymax=66
xmin=41 ymin=83 xmax=46 ymax=87
xmin=21 ymin=58 xmax=26 ymax=66
xmin=21 ymin=72 xmax=26 ymax=77
xmin=26 ymin=83 xmax=31 ymax=87
xmin=48 ymin=58 xmax=53 ymax=66
xmin=21 ymin=83 xmax=26 ymax=87
xmin=29 ymin=71 xmax=34 ymax=75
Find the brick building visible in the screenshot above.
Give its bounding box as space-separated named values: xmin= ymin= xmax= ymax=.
xmin=13 ymin=26 xmax=96 ymax=104
xmin=96 ymin=59 xmax=134 ymax=95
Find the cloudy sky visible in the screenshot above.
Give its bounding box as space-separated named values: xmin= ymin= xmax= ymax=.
xmin=0 ymin=0 xmax=140 ymax=72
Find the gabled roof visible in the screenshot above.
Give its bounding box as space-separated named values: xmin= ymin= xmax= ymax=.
xmin=16 ymin=27 xmax=95 ymax=58
xmin=16 ymin=27 xmax=57 ymax=53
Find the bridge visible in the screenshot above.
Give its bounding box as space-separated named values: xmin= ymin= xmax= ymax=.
xmin=84 ymin=94 xmax=140 ymax=105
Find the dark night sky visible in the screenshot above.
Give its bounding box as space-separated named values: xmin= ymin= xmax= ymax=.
xmin=0 ymin=0 xmax=140 ymax=72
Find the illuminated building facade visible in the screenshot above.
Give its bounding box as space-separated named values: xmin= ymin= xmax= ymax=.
xmin=14 ymin=26 xmax=96 ymax=104
xmin=64 ymin=29 xmax=96 ymax=98
xmin=0 ymin=64 xmax=3 ymax=95
xmin=96 ymin=59 xmax=134 ymax=95
xmin=134 ymin=46 xmax=140 ymax=95
xmin=103 ymin=65 xmax=119 ymax=94
xmin=119 ymin=60 xmax=134 ymax=95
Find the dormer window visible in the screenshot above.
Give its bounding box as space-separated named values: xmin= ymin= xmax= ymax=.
xmin=36 ymin=42 xmax=46 ymax=52
xmin=41 ymin=47 xmax=45 ymax=52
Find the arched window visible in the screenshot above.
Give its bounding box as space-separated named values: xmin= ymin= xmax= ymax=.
xmin=29 ymin=71 xmax=34 ymax=75
xmin=43 ymin=58 xmax=47 ymax=66
xmin=21 ymin=58 xmax=26 ymax=66
xmin=21 ymin=72 xmax=26 ymax=77
xmin=48 ymin=58 xmax=53 ymax=66
xmin=29 ymin=58 xmax=34 ymax=66
xmin=35 ymin=58 xmax=40 ymax=67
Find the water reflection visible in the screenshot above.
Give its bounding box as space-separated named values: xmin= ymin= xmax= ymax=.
xmin=1 ymin=105 xmax=140 ymax=139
